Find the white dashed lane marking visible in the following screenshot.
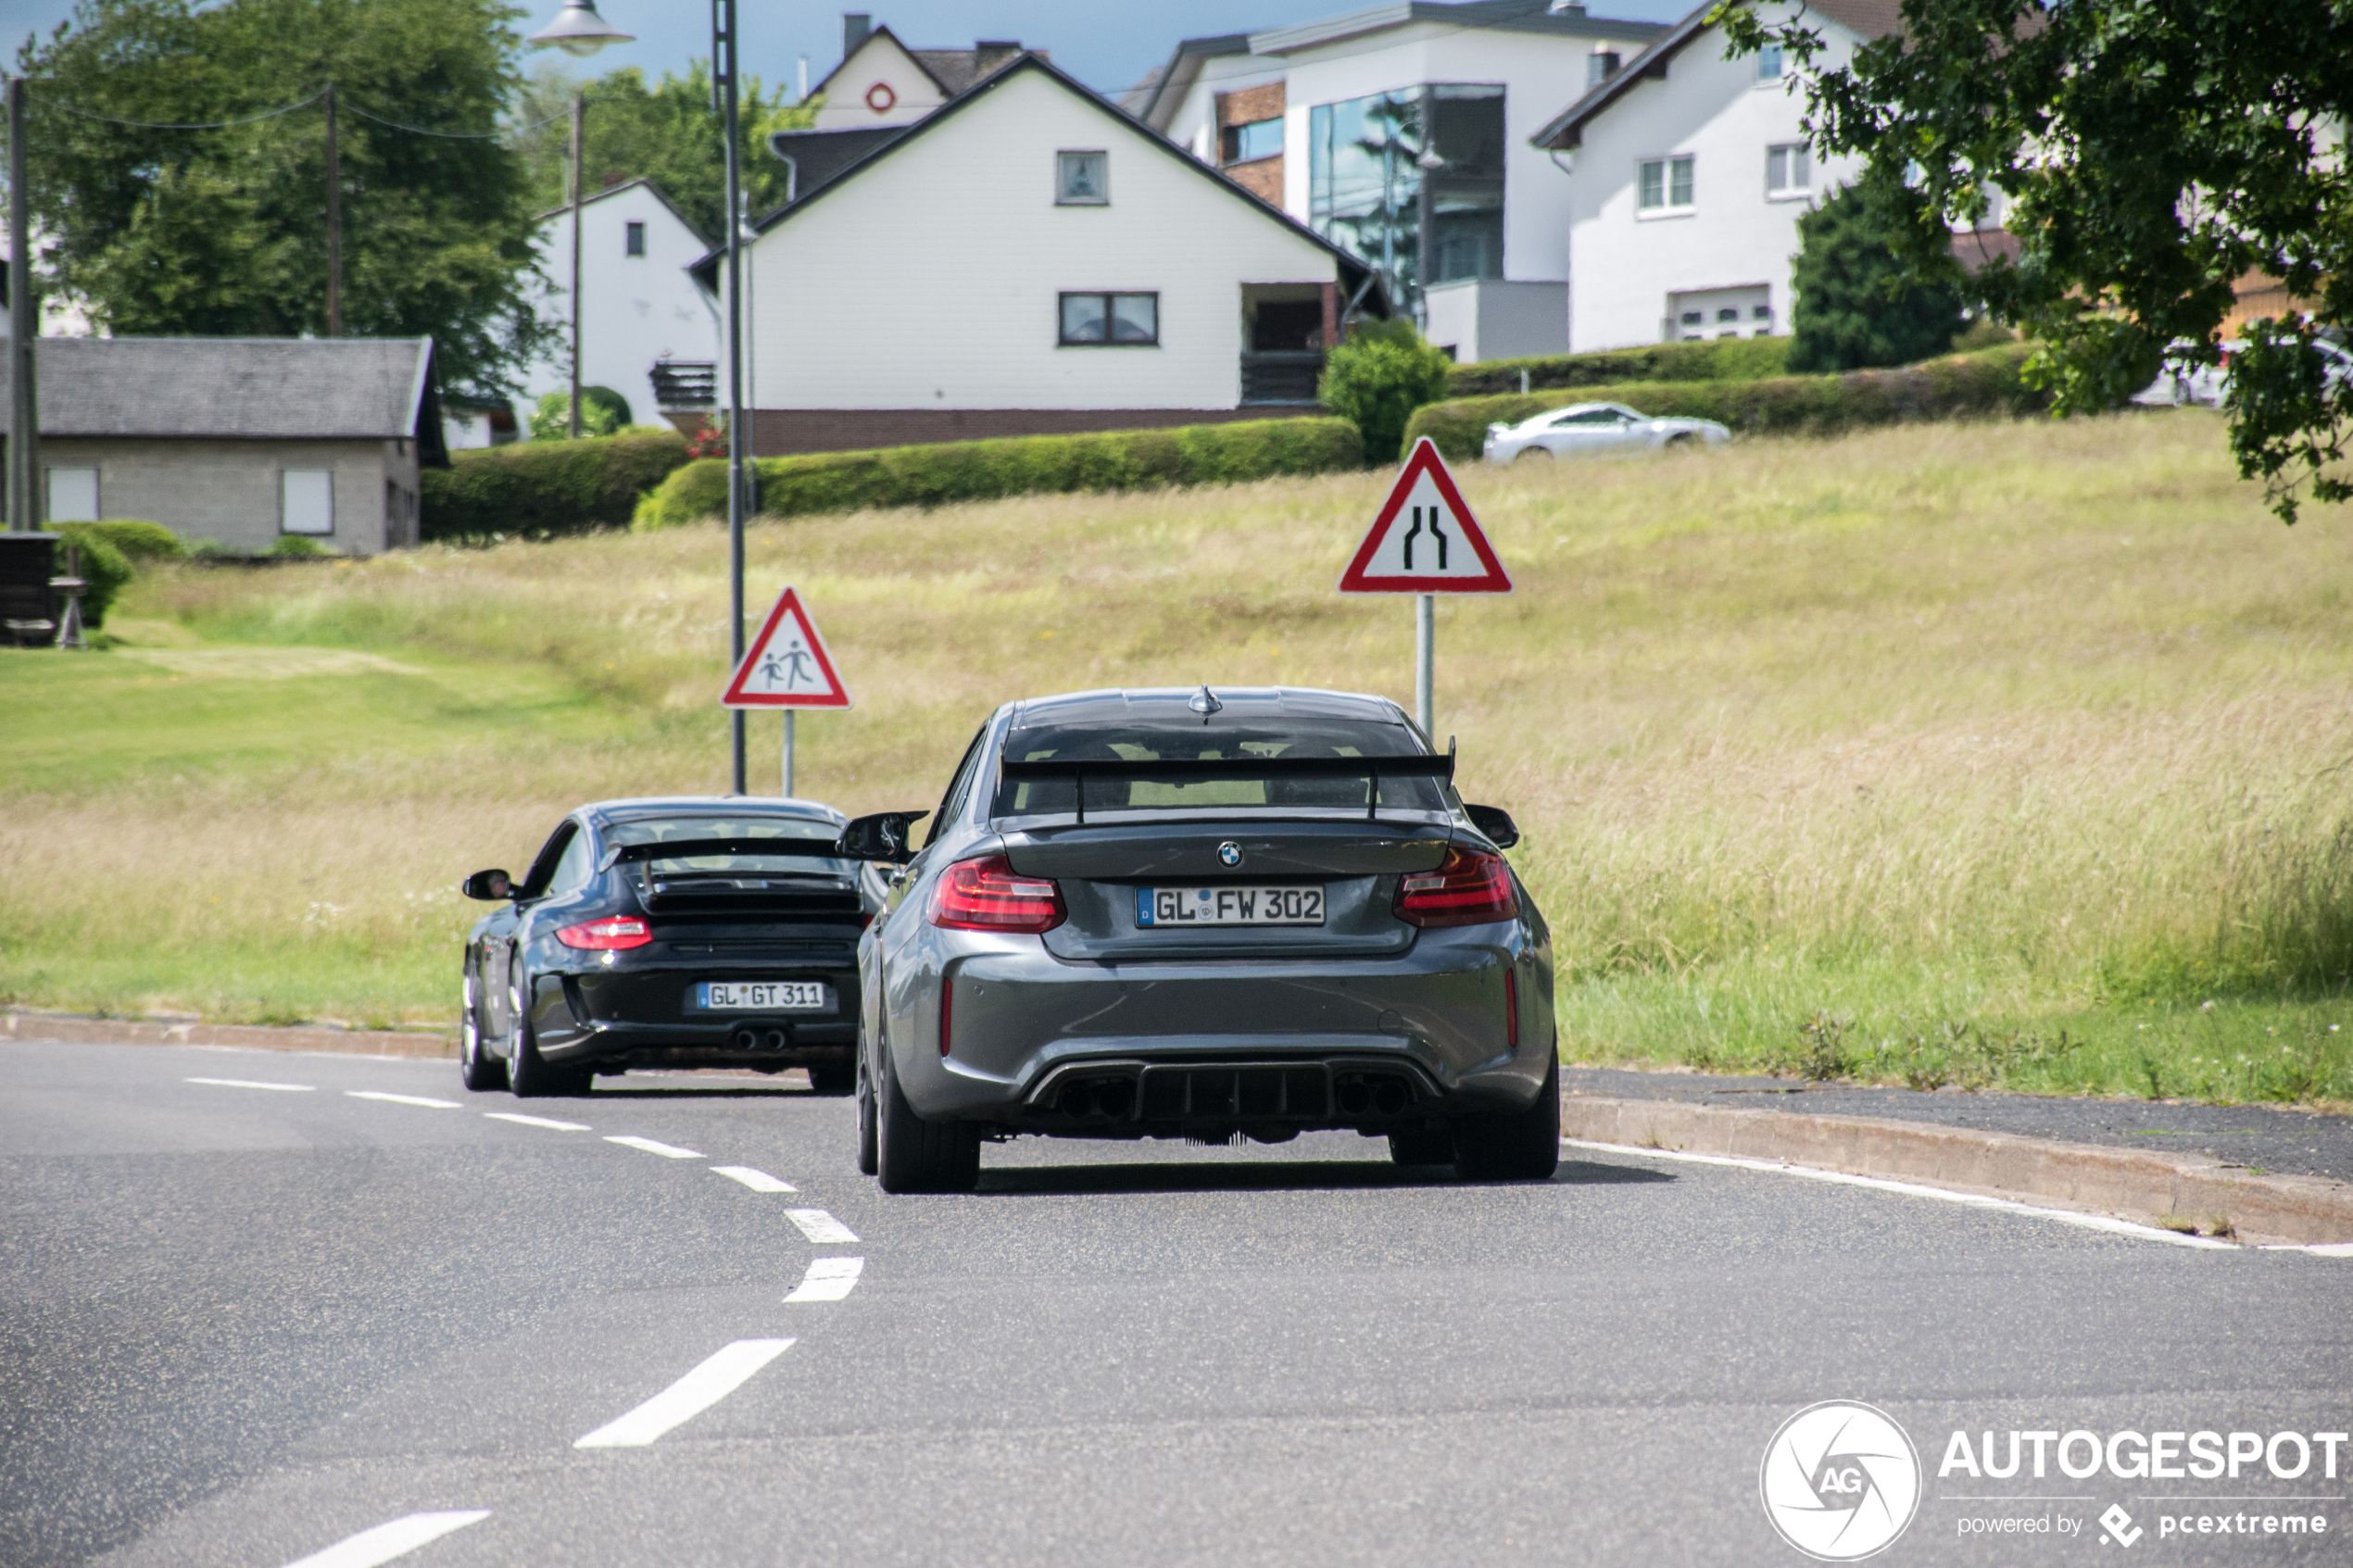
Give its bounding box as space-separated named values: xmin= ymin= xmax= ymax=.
xmin=573 ymin=1339 xmax=796 ymax=1449
xmin=345 ymin=1091 xmax=460 ymax=1110
xmin=278 ymin=1510 xmax=490 ymax=1568
xmin=1561 ymin=1137 xmax=2242 ymax=1250
xmin=784 ymin=1256 xmax=863 ymax=1302
xmin=711 ymin=1165 xmax=797 ymax=1193
xmin=484 ymin=1112 xmax=592 ymax=1131
xmin=186 ymin=1077 xmax=314 ymax=1092
xmin=605 ymin=1135 xmax=705 ymax=1160
xmin=786 ymin=1209 xmax=859 ymax=1243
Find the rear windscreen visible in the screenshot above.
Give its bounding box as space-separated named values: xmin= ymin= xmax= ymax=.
xmin=605 ymin=816 xmax=849 ymax=877
xmin=993 ymin=720 xmax=1444 ymax=817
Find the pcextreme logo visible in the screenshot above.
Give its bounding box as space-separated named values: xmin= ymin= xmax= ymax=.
xmin=1761 ymin=1401 xmax=1923 ymax=1561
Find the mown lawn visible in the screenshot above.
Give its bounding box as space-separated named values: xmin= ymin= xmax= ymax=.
xmin=2 ymin=409 xmax=2347 ymax=1103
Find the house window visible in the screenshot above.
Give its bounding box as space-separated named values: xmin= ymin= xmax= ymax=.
xmin=1056 ymin=150 xmax=1109 ymax=205
xmin=45 ymin=466 xmax=98 ymax=523
xmin=1767 ymin=143 xmax=1811 ymax=198
xmin=624 ymin=220 xmax=646 ymax=257
xmin=282 ymin=470 xmax=334 ymax=534
xmin=1220 ymin=119 xmax=1282 ymax=165
xmin=1058 ymin=292 xmax=1158 ymax=346
xmin=1638 ymin=155 xmax=1694 ymax=214
xmin=1757 ymin=45 xmax=1783 ymax=81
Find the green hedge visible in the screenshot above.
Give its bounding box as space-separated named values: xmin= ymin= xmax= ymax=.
xmin=1406 ymin=344 xmax=2045 ymax=461
xmin=422 ymin=430 xmax=689 ymax=540
xmin=635 ymin=417 xmax=1364 ymax=528
xmin=1444 ymin=336 xmax=1793 ymax=398
xmin=50 ymin=524 xmax=132 ymax=628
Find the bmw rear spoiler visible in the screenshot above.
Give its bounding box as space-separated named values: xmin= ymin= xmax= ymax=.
xmin=598 ymin=837 xmax=846 ymax=872
xmin=998 ymin=753 xmax=1455 ymax=824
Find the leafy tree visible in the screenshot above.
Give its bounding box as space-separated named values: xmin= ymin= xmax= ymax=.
xmin=1318 ymin=317 xmax=1451 ymax=464
xmin=1787 ymin=185 xmax=1962 ymax=373
xmin=18 ymin=0 xmax=546 ymax=398
xmin=511 ymin=61 xmax=815 ymax=243
xmin=1719 ymin=0 xmax=2353 ymax=522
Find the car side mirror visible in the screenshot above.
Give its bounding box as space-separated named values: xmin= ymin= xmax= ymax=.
xmin=1464 ymin=804 xmax=1519 ymax=849
xmin=461 ymin=869 xmax=513 ymax=901
xmin=837 ymin=809 xmax=930 ymax=862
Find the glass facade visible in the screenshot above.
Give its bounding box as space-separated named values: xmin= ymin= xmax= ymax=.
xmin=1308 ymin=84 xmax=1504 ymax=318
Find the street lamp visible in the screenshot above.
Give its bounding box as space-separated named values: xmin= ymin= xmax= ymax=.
xmin=531 ymin=0 xmax=753 ymax=795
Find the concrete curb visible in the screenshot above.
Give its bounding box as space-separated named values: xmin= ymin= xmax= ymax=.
xmin=1562 ymin=1094 xmax=2353 ymax=1248
xmin=3 ymin=1010 xmax=456 ymax=1060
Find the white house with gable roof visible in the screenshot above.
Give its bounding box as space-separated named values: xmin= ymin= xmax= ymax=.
xmin=698 ymin=53 xmax=1384 ymax=457
xmin=1529 ymin=0 xmax=1897 ymax=350
xmin=1125 ymin=0 xmax=1669 ymax=363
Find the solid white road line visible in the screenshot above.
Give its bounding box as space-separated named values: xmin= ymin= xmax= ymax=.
xmin=784 ymin=1256 xmax=863 ymax=1303
xmin=786 ymin=1208 xmax=860 ymax=1243
xmin=573 ymin=1338 xmax=796 ymax=1449
xmin=186 ymin=1077 xmax=314 ymax=1092
xmin=484 ymin=1112 xmax=592 ymax=1131
xmin=605 ymin=1135 xmax=705 ymax=1160
xmin=711 ymin=1164 xmax=798 ymax=1193
xmin=1562 ymin=1137 xmax=2240 ymax=1250
xmin=2261 ymin=1241 xmax=2353 ymax=1259
xmin=345 ymin=1090 xmax=461 ymax=1110
xmin=278 ymin=1510 xmax=490 ymax=1568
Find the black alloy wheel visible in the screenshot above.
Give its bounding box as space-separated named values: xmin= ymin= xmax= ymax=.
xmin=459 ymin=967 xmax=507 ymax=1093
xmin=874 ymin=1036 xmax=978 ymax=1194
xmin=1452 ymin=1057 xmax=1561 ymax=1181
xmin=507 ymin=959 xmax=588 ymax=1098
xmin=853 ymin=1035 xmax=879 ymax=1176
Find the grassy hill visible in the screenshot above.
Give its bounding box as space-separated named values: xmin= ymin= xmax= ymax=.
xmin=3 ymin=409 xmax=2347 ymax=1104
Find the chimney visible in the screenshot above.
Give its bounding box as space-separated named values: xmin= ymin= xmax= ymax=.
xmin=974 ymin=39 xmax=1022 ymax=72
xmin=1587 ymin=43 xmax=1622 ymax=88
xmin=843 ymin=13 xmax=871 ymax=57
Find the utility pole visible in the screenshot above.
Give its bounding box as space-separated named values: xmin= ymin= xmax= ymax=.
xmin=8 ymin=76 xmax=38 ymax=532
xmin=323 ymin=83 xmax=341 ymax=337
xmin=568 ymin=86 xmax=585 ymax=438
xmin=717 ymin=0 xmax=747 ymax=794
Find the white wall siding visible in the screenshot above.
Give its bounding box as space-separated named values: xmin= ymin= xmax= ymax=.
xmin=1563 ymin=18 xmax=1861 ymax=352
xmin=523 ymin=182 xmax=717 ymax=433
xmin=740 ymin=69 xmax=1340 ymax=412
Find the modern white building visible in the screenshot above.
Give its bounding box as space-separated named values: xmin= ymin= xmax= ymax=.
xmin=698 ymin=53 xmax=1383 ymax=456
xmin=1529 ymin=0 xmax=1894 ymax=351
xmin=522 ymin=178 xmax=718 ymax=436
xmin=1125 ymin=0 xmax=1668 ymax=363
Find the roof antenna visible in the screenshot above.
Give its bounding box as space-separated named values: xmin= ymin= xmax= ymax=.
xmin=1188 ymin=683 xmax=1223 ymax=721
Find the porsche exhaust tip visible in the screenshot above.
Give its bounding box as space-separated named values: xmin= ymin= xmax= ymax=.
xmin=731 ymin=1027 xmax=761 ymax=1052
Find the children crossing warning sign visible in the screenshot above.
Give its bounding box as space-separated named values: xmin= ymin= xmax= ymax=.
xmin=721 ymin=586 xmax=851 ymax=709
xmin=1337 ymin=436 xmax=1513 ymax=595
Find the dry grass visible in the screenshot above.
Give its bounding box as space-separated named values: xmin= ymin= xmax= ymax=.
xmin=4 ymin=410 xmax=2348 ymax=1098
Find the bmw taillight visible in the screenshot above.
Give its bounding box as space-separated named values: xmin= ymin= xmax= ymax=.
xmin=930 ymin=854 xmax=1065 ymax=934
xmin=1394 ymin=847 xmax=1521 ymax=928
xmin=555 ymin=915 xmax=652 ymax=950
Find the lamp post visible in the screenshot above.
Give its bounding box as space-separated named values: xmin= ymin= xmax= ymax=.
xmin=530 ymin=0 xmax=749 ymax=796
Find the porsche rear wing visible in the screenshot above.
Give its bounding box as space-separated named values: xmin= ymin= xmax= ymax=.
xmin=598 ymin=837 xmax=848 ymax=872
xmin=997 ymin=753 xmax=1454 ymax=825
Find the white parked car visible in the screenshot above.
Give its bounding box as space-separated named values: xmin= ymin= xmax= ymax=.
xmin=1481 ymin=402 xmax=1731 ymax=463
xmin=2132 ymin=336 xmax=2352 ymax=408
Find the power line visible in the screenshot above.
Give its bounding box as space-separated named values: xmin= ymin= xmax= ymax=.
xmin=44 ymin=91 xmax=325 ymax=130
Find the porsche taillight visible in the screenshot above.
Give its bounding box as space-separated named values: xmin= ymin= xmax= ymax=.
xmin=555 ymin=915 xmax=652 ymax=949
xmin=1394 ymin=847 xmax=1520 ymax=928
xmin=929 ymin=854 xmax=1065 ymax=934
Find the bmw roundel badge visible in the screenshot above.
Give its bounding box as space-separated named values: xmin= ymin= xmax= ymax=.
xmin=1217 ymin=841 xmax=1244 ymax=868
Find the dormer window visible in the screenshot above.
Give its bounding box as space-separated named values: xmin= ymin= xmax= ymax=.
xmin=1057 ymin=150 xmax=1108 ymax=206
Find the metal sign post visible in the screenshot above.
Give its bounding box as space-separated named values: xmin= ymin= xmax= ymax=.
xmin=1337 ymin=436 xmax=1513 ymax=743
xmin=782 ymin=710 xmax=796 ymax=797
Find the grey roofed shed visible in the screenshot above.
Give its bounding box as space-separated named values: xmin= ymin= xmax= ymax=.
xmin=0 ymin=335 xmax=445 ymax=462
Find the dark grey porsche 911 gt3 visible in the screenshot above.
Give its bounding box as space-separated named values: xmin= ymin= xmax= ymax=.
xmin=835 ymin=686 xmax=1559 ymax=1193
xmin=458 ymin=797 xmax=878 ymax=1097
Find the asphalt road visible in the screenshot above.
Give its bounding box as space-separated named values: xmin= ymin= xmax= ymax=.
xmin=4 ymin=1040 xmax=2348 ymax=1568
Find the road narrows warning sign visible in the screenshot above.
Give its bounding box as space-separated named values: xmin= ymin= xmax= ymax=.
xmin=1338 ymin=436 xmax=1512 ymax=595
xmin=721 ymin=587 xmax=851 ymax=709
